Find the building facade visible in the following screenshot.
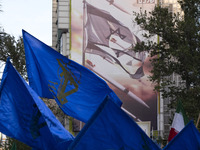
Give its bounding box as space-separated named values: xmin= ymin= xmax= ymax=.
xmin=52 ymin=0 xmax=70 ymax=57
xmin=53 ymin=0 xmax=181 ymax=140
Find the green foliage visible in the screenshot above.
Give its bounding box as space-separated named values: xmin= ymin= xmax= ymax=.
xmin=133 ymin=1 xmax=200 ymax=122
xmin=0 ymin=28 xmax=27 ymax=79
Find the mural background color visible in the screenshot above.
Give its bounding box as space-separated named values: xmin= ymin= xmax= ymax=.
xmin=71 ymin=0 xmax=157 ymax=129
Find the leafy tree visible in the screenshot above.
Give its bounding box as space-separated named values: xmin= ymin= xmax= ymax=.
xmin=0 ymin=28 xmax=27 ymax=79
xmin=133 ymin=0 xmax=200 ymax=125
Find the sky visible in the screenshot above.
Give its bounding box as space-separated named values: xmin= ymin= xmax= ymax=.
xmin=0 ymin=0 xmax=52 ymax=46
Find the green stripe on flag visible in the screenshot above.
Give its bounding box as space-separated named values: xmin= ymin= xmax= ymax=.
xmin=176 ymin=100 xmax=189 ymax=125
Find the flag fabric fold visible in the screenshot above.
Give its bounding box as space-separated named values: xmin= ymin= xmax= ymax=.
xmin=86 ymin=42 xmax=145 ymax=79
xmin=85 ymin=2 xmax=135 ymax=47
xmin=0 ymin=59 xmax=74 ymax=150
xmin=68 ymin=96 xmax=161 ymax=150
xmin=168 ymin=100 xmax=189 ymax=142
xmin=85 ymin=2 xmax=145 ymax=79
xmin=22 ymin=30 xmax=122 ymax=123
xmin=164 ymin=121 xmax=200 ymax=150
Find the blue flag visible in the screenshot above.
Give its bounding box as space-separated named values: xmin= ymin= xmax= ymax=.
xmin=0 ymin=59 xmax=74 ymax=150
xmin=163 ymin=121 xmax=200 ymax=150
xmin=68 ymin=96 xmax=161 ymax=150
xmin=22 ymin=30 xmax=122 ymax=122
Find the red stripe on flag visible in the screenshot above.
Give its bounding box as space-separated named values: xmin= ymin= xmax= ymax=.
xmin=168 ymin=128 xmax=178 ymax=142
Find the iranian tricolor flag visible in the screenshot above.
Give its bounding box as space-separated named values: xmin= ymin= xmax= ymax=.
xmin=168 ymin=100 xmax=189 ymax=142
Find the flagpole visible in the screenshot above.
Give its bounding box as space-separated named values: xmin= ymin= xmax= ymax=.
xmin=196 ymin=113 xmax=200 ymax=128
xmin=79 ymin=0 xmax=87 ymax=130
xmin=82 ymin=0 xmax=86 ymax=66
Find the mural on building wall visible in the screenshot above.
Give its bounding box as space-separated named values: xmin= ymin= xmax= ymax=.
xmin=71 ymin=0 xmax=157 ymax=129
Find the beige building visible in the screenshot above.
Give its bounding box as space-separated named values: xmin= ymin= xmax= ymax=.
xmin=52 ymin=0 xmax=70 ymax=57
xmin=160 ymin=0 xmax=182 ymax=14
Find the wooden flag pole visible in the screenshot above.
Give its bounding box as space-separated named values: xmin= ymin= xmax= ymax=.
xmin=196 ymin=113 xmax=200 ymax=128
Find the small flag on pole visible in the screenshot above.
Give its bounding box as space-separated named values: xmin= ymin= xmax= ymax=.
xmin=168 ymin=100 xmax=189 ymax=142
xmin=164 ymin=121 xmax=200 ymax=150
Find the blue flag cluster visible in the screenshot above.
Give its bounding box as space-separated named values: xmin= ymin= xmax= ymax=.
xmin=0 ymin=59 xmax=74 ymax=150
xmin=22 ymin=30 xmax=122 ymax=122
xmin=0 ymin=30 xmax=200 ymax=150
xmin=69 ymin=96 xmax=161 ymax=150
